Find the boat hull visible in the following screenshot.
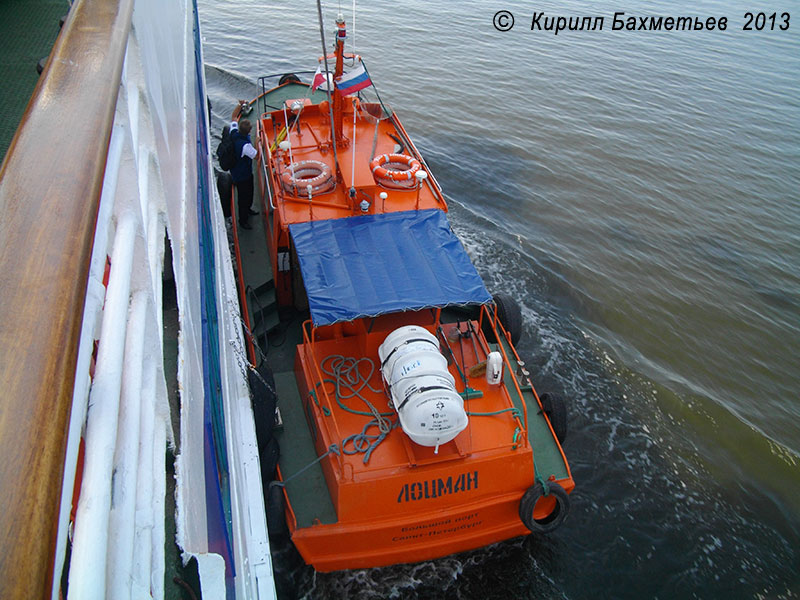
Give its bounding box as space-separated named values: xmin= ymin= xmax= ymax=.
xmin=291 ymin=491 xmax=532 ymax=572
xmin=279 ymin=325 xmax=574 ymax=571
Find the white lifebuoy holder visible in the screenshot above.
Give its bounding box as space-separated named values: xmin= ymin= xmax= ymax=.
xmin=281 ymin=160 xmax=335 ymax=195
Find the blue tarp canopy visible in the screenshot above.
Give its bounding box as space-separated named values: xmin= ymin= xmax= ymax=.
xmin=289 ymin=209 xmax=492 ymax=326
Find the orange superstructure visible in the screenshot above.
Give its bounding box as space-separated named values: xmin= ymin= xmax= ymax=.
xmin=256 ymin=89 xmax=448 ymax=309
xmin=229 ymin=13 xmax=575 ymax=572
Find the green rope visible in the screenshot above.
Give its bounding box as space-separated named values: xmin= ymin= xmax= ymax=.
xmin=270 ymin=444 xmax=340 ymax=489
xmin=465 ymin=407 xmax=524 ymax=448
xmin=342 ymin=420 xmax=400 ymax=464
xmin=307 ymin=389 xmax=330 ymax=416
xmin=318 ymin=354 xmax=396 ymax=464
xmin=465 ymin=407 xmax=522 ymax=419
xmin=535 ymin=471 xmax=551 ymax=496
xmin=318 ymin=355 xmax=393 ymax=420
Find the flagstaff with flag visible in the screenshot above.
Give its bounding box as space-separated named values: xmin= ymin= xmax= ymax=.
xmin=311 ymin=14 xmax=376 ymax=165
xmin=312 ymin=57 xmax=372 ymax=95
xmin=311 ymin=64 xmax=331 ymax=91
xmin=335 ymin=59 xmax=372 ymax=95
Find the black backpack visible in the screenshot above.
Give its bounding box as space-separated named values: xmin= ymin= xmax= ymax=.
xmin=216 ymin=125 xmax=237 ymax=171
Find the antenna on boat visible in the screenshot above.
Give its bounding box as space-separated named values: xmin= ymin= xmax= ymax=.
xmin=350 ymin=97 xmax=357 ymax=195
xmin=351 ymin=0 xmax=357 ymax=59
xmin=316 ymin=0 xmax=342 ymax=182
xmin=332 ymin=15 xmax=347 ymax=146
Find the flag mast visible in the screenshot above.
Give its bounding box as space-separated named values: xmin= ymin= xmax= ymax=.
xmin=332 ymin=16 xmax=347 ymax=148
xmin=316 ymin=0 xmax=343 ymax=184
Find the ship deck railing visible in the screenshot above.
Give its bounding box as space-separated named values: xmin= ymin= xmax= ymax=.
xmin=0 ymin=1 xmax=275 ymax=598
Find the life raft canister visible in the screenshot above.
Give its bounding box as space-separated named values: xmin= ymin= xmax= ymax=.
xmin=281 ymin=160 xmax=335 ymax=195
xmin=518 ymin=480 xmax=570 ymax=533
xmin=369 ymin=153 xmax=421 ymax=182
xmin=378 ymin=325 xmax=468 ymax=448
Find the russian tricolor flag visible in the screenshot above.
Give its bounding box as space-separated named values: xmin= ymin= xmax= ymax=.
xmin=335 ymin=60 xmax=372 ymax=96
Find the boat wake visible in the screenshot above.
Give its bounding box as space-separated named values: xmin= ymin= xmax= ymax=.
xmin=292 ymin=538 xmax=568 ymax=600
xmin=204 ymin=63 xmax=258 ymax=139
xmin=446 ymin=203 xmax=800 ymax=599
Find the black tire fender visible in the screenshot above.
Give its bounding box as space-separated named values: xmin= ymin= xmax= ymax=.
xmin=266 ymin=481 xmax=288 ymax=537
xmin=216 ymin=170 xmax=233 ymax=218
xmin=248 ymin=361 xmax=277 ymax=448
xmin=519 ymin=481 xmax=569 ymax=533
xmin=483 ymin=292 xmax=523 ymax=345
xmin=278 ymin=73 xmax=301 ymax=86
xmin=540 ymin=392 xmax=568 ymax=444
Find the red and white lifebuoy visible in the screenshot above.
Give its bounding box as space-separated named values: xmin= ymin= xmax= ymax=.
xmin=369 ymin=153 xmax=421 ymax=182
xmin=281 ymin=160 xmax=335 ymax=195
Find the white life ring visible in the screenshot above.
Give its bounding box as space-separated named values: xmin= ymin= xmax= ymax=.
xmin=281 ymin=160 xmax=335 ymax=195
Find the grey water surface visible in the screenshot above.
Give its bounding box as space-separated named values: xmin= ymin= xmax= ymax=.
xmin=197 ymin=1 xmax=799 ymax=597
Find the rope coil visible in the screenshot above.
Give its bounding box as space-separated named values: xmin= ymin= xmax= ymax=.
xmin=319 ymin=354 xmax=397 ymax=463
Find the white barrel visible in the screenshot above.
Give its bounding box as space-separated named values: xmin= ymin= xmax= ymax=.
xmin=379 ymin=326 xmax=469 ymax=447
xmin=388 ymin=350 xmax=449 ymax=386
xmin=381 ymin=339 xmax=440 ymax=377
xmin=378 ymin=325 xmax=439 ymax=375
xmin=395 ymin=388 xmax=468 ymax=447
xmin=379 ymin=325 xmax=438 ymax=360
xmin=392 ymin=371 xmax=456 ymax=409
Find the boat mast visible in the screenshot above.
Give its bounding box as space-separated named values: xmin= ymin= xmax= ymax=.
xmin=316 ymin=1 xmax=345 ymax=184
xmin=332 ymin=16 xmax=347 ymax=147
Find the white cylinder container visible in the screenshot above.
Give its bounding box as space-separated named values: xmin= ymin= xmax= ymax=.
xmin=379 ymin=326 xmax=469 ymax=447
xmin=486 ymin=351 xmax=503 ymax=385
xmin=388 ymin=351 xmax=449 ymax=387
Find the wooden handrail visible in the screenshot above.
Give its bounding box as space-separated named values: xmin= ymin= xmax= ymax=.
xmin=0 ymin=0 xmax=135 ymax=597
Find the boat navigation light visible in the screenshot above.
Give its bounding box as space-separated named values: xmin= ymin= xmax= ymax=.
xmin=379 ymin=191 xmax=388 ymax=211
xmin=290 ymin=100 xmax=303 ymax=114
xmin=360 ymin=199 xmax=370 ymax=212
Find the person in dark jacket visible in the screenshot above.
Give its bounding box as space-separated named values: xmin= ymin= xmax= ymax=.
xmin=230 ymin=112 xmax=259 ymax=229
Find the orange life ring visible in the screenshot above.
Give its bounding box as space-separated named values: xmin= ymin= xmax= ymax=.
xmin=369 ymin=153 xmax=421 ymax=182
xmin=281 ymin=160 xmax=334 ymax=195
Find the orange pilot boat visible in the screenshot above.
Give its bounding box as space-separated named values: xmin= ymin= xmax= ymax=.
xmin=222 ymin=7 xmax=575 ymax=572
